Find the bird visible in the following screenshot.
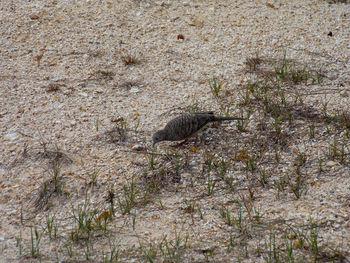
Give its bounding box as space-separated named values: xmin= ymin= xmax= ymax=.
xmin=152 ymin=112 xmax=243 ymax=146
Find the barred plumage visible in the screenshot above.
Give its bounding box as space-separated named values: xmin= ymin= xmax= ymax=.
xmin=152 ymin=112 xmax=243 ymax=146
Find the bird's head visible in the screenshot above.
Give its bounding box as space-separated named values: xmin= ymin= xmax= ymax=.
xmin=152 ymin=130 xmax=166 ymax=146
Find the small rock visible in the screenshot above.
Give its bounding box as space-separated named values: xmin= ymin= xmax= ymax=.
xmin=326 ymin=160 xmax=337 ymax=167
xmin=132 ymin=144 xmax=144 ymax=151
xmin=340 ymin=90 xmax=348 ymax=97
xmin=30 ymin=14 xmax=39 ymax=20
xmin=130 ymin=87 xmax=139 ymax=93
xmin=4 ymin=133 xmax=19 ymax=141
xmin=69 ymin=120 xmax=76 ymax=127
xmin=182 ymin=173 xmax=192 ymax=178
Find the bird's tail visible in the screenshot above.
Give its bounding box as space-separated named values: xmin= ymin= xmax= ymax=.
xmin=212 ymin=116 xmax=244 ymax=121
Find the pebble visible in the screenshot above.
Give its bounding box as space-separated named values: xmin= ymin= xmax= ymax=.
xmin=3 ymin=133 xmax=19 ymax=141
xmin=132 ymin=144 xmax=144 ymax=151
xmin=326 ymin=161 xmax=337 ymax=167
xmin=130 ymin=87 xmax=140 ymax=93
xmin=340 ymin=90 xmax=348 ymax=97
xmin=69 ymin=120 xmax=76 ymax=127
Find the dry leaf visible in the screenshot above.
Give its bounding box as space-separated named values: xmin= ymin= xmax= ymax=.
xmin=235 ymin=151 xmax=248 ymax=160
xmin=266 ymin=3 xmax=275 ymax=9
xmin=188 ymin=145 xmax=199 ymax=153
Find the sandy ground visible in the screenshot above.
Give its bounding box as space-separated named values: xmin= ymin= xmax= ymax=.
xmin=1 ymin=0 xmax=350 ymax=262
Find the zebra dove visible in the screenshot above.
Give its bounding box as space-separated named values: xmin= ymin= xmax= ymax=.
xmin=152 ymin=112 xmax=243 ymax=146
